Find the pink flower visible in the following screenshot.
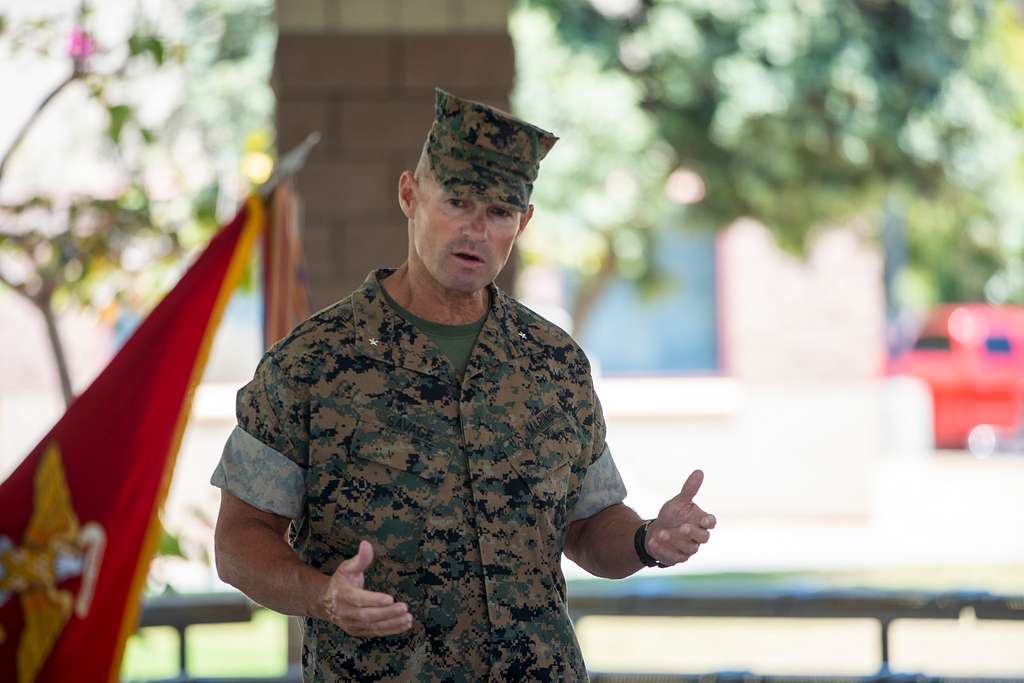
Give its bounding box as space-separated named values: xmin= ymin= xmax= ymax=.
xmin=68 ymin=27 xmax=95 ymax=63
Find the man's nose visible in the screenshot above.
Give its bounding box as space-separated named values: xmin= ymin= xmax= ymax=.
xmin=466 ymin=208 xmax=487 ymax=233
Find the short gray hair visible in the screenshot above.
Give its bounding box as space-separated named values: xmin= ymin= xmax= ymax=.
xmin=414 ymin=142 xmax=432 ymax=182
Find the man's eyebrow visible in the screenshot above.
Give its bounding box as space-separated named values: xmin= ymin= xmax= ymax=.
xmin=442 ymin=192 xmax=514 ymax=212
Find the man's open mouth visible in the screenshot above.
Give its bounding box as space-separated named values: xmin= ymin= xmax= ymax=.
xmin=453 ymin=252 xmax=483 ymax=263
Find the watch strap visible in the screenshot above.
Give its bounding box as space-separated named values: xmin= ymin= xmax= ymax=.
xmin=633 ymin=519 xmax=668 ymax=568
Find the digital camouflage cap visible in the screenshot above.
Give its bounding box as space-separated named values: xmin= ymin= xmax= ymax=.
xmin=425 ymin=87 xmax=558 ymax=213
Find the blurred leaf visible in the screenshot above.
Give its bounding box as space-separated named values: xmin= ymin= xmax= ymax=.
xmin=192 ymin=183 xmax=219 ymax=228
xmin=106 ymin=104 xmax=131 ymax=143
xmin=218 ymin=10 xmax=262 ymax=61
xmin=157 ymin=525 xmax=186 ymax=559
xmin=139 ymin=127 xmax=156 ymax=145
xmin=128 ymin=33 xmax=164 ymax=66
xmin=0 ymin=195 xmax=55 ymax=215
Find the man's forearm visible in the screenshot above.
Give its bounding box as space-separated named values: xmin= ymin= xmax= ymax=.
xmin=215 ymin=516 xmax=328 ymax=619
xmin=563 ymin=503 xmax=645 ymax=579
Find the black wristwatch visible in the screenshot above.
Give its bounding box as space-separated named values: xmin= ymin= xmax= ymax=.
xmin=634 ymin=519 xmax=668 ymax=568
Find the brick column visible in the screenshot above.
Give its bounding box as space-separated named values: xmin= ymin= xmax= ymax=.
xmin=274 ymin=0 xmax=516 ymax=310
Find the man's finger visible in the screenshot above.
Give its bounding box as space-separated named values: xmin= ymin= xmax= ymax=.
xmin=656 ymin=525 xmax=706 ymax=550
xmin=349 ymin=613 xmax=414 ymax=638
xmin=678 ymin=469 xmax=704 ymax=503
xmin=341 ymin=585 xmax=397 ymax=609
xmin=336 ymin=540 xmax=374 ymax=577
xmin=649 ymin=541 xmax=691 ymax=566
xmin=700 ymin=514 xmax=717 ymax=530
xmin=342 ymin=602 xmax=409 ymax=625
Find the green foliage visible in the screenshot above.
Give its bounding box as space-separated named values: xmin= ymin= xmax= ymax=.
xmin=128 ymin=33 xmax=165 ymax=66
xmin=157 ymin=523 xmax=187 ymax=560
xmin=0 ymin=1 xmax=274 ymax=402
xmin=179 ymin=0 xmax=276 ymax=179
xmin=519 ymin=0 xmax=1024 ymax=307
xmin=0 ymin=2 xmax=273 ymax=307
xmin=106 ymin=104 xmax=132 ymax=144
xmin=511 ymin=7 xmax=683 ymax=327
xmin=0 ymin=186 xmax=176 ymax=310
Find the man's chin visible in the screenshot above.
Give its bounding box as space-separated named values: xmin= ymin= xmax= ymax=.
xmin=439 ymin=272 xmax=493 ymax=294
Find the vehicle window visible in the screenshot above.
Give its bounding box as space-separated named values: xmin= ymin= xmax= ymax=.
xmin=985 ymin=337 xmax=1012 ymax=354
xmin=914 ymin=335 xmax=950 ymax=351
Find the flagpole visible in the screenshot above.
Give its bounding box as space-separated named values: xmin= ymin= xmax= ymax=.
xmin=259 ymin=132 xmax=321 ymax=198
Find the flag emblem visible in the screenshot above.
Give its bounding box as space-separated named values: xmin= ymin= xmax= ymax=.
xmin=0 ymin=443 xmax=106 ymax=683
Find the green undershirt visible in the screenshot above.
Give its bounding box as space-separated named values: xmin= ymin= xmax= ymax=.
xmin=380 ymin=284 xmax=487 ymax=380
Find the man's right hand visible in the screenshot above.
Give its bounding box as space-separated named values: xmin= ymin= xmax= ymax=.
xmin=319 ymin=540 xmax=413 ymax=637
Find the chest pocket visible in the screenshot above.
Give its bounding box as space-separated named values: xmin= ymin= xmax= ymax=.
xmin=330 ymin=420 xmax=445 ymax=564
xmin=506 ymin=406 xmax=582 ymax=512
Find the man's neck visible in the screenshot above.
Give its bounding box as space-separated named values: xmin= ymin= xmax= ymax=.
xmin=381 ymin=264 xmax=488 ymax=325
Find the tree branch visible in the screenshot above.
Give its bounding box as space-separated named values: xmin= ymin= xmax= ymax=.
xmin=571 ymin=235 xmax=618 ymax=336
xmin=0 ymin=71 xmax=77 ymax=185
xmin=38 ymin=287 xmax=75 ymax=406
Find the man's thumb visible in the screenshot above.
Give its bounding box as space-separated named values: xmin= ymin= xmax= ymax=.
xmin=337 ymin=540 xmax=374 ymax=577
xmin=678 ymin=469 xmax=704 ymax=503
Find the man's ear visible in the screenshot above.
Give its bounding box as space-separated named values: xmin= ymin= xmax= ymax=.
xmin=517 ymin=204 xmax=535 ymax=237
xmin=398 ymin=170 xmax=418 ymax=218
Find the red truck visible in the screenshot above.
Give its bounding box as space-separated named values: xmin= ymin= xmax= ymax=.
xmin=892 ymin=304 xmax=1024 ymax=451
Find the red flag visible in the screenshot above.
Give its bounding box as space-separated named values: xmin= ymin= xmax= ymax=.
xmin=0 ymin=197 xmax=265 ymax=683
xmin=262 ymin=183 xmax=310 ymax=350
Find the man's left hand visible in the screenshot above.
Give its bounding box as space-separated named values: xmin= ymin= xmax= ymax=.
xmin=645 ymin=469 xmax=717 ymax=567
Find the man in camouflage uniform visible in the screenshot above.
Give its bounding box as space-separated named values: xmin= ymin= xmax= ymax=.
xmin=212 ymin=88 xmax=716 ymax=681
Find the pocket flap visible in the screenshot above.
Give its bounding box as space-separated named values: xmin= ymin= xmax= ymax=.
xmin=349 ymin=418 xmax=446 ymax=484
xmin=507 ymin=407 xmax=581 ymax=486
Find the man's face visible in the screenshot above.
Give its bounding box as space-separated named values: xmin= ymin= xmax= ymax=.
xmin=399 ymin=170 xmax=533 ymax=294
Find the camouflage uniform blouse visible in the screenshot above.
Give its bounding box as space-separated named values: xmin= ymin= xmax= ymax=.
xmin=213 ymin=270 xmax=620 ymax=681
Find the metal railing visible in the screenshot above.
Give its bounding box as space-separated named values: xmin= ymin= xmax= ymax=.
xmin=135 ymin=593 xmax=302 ymax=683
xmin=569 ymin=586 xmax=1024 ymax=681
xmin=588 ymin=675 xmax=1024 ymax=682
xmin=134 ymin=588 xmax=1024 ymax=682
xmin=138 ymin=592 xmax=254 ymax=678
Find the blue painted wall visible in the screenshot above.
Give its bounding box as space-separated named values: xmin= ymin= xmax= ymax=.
xmin=576 ymin=230 xmax=718 ymax=375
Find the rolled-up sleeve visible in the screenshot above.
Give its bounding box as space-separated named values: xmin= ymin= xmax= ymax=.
xmin=211 ymin=426 xmax=306 ymax=519
xmin=568 ymin=442 xmax=627 ymax=522
xmin=210 ymin=353 xmax=309 ymax=519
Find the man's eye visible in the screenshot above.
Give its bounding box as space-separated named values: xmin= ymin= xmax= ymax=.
xmin=448 ymin=198 xmax=466 ymax=208
xmin=491 ymin=207 xmax=511 ymax=218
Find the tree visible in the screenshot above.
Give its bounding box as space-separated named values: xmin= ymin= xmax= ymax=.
xmin=511 ymin=8 xmax=678 ymax=334
xmin=515 ymin=0 xmax=1024 ymax=330
xmin=0 ymin=0 xmax=274 ymax=406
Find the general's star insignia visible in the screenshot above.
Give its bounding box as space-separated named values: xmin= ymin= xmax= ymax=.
xmin=518 ymin=332 xmax=527 ymax=340
xmin=369 ymin=338 xmax=379 ymax=346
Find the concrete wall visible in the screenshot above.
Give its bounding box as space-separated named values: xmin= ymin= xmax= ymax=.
xmin=274 ymin=0 xmax=517 ymax=310
xmin=718 ymin=218 xmax=886 ymax=382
